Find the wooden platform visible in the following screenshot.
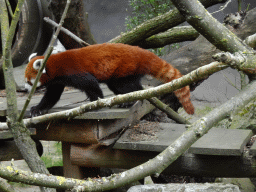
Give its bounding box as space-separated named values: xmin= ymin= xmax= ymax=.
xmin=114 ymin=123 xmax=253 ymax=156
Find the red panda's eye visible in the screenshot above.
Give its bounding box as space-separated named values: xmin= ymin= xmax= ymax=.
xmin=27 ymin=81 xmax=33 ymax=86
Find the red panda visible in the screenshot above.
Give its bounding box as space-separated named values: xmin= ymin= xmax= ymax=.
xmin=25 ymin=43 xmax=194 ymax=116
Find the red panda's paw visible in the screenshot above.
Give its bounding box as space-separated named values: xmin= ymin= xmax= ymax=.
xmin=30 ymin=106 xmax=46 ymax=117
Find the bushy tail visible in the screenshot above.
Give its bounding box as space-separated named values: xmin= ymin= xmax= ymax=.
xmin=151 ymin=60 xmax=194 ymax=114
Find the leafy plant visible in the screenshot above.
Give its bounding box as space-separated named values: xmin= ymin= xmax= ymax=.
xmin=125 ymin=0 xmax=176 ymax=55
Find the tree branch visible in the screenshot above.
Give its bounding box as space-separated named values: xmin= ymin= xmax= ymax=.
xmin=171 ymin=0 xmax=252 ymax=53
xmin=109 ymin=0 xmax=228 ymax=45
xmin=213 ymin=51 xmax=256 ymax=75
xmin=0 ymin=0 xmax=56 ymax=191
xmin=4 ymin=0 xmax=13 ymax=18
xmin=138 ymin=26 xmax=199 ymax=49
xmin=147 ymin=97 xmax=191 ymax=124
xmin=43 ymin=17 xmax=90 ymax=47
xmin=244 ymin=32 xmax=256 ymax=48
xmin=0 ymin=177 xmax=15 ymax=192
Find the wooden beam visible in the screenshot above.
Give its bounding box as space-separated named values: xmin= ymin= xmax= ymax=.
xmin=70 ymin=143 xmax=256 ymax=177
xmin=34 ymin=120 xmax=99 ymax=144
xmin=62 ymin=142 xmax=99 ymax=179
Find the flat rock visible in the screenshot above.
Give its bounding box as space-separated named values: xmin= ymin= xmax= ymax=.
xmin=127 ymin=183 xmax=240 ymax=192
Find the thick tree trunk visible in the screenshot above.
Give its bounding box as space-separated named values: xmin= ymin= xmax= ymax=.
xmin=49 ymin=0 xmax=97 ymax=49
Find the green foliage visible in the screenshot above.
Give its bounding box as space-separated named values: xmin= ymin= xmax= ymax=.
xmin=126 ymin=0 xmax=173 ymax=31
xmin=41 ymin=141 xmax=63 ymax=168
xmin=125 ymin=0 xmax=176 ymax=56
xmin=41 ymin=156 xmax=63 ymax=168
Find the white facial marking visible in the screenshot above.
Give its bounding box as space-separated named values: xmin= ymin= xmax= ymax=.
xmin=31 ymin=79 xmax=41 ymax=87
xmin=33 ymin=59 xmax=46 ymax=73
xmin=28 ymin=53 xmax=37 ymax=61
xmin=25 ymin=83 xmax=32 ymax=92
xmin=25 ymin=78 xmax=41 ymax=92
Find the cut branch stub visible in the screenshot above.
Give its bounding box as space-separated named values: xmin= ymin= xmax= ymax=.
xmin=213 ymin=51 xmax=256 ymax=75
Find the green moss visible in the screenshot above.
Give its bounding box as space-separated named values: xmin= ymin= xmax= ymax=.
xmin=196 ymin=105 xmax=213 ymax=116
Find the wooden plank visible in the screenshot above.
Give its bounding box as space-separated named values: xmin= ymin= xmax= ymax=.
xmin=114 ymin=123 xmax=253 ymax=156
xmin=63 ymin=142 xmax=100 ymax=180
xmin=70 ymin=143 xmax=256 ymax=177
xmin=34 ymin=100 xmax=154 ymax=144
xmin=189 ymin=128 xmax=253 ymax=155
xmin=34 ymin=120 xmax=99 ymax=143
xmin=114 ymin=123 xmax=186 ymax=152
xmin=0 ymin=128 xmax=36 ymax=140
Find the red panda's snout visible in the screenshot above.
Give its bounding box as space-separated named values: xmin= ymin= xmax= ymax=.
xmin=24 ymin=78 xmax=42 ymax=92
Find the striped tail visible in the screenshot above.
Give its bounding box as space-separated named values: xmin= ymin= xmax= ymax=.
xmin=174 ymin=86 xmax=194 ymax=114
xmin=152 ymin=60 xmax=194 ymax=114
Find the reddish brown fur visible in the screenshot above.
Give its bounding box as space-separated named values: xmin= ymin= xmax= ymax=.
xmin=25 ymin=43 xmax=194 ymax=114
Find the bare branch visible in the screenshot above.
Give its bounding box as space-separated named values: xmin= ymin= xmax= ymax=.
xmin=212 ymin=51 xmax=246 ymax=66
xmin=0 ymin=177 xmax=15 ymax=192
xmin=171 ymin=0 xmax=251 ymax=53
xmin=43 ymin=17 xmax=90 ymax=47
xmin=211 ymin=0 xmax=232 ymax=15
xmin=138 ymin=26 xmax=199 ymax=49
xmin=244 ymin=33 xmax=256 ymax=48
xmin=147 ymin=97 xmax=191 ymax=124
xmin=4 ymin=0 xmax=13 ymax=18
xmin=0 ymin=61 xmax=227 ymax=130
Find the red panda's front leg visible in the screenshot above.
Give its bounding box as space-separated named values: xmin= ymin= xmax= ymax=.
xmin=30 ymin=84 xmax=65 ymax=117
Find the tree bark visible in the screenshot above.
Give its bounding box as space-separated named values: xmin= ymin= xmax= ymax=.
xmin=0 ymin=1 xmax=56 ymax=191
xmin=138 ymin=26 xmax=199 ymax=49
xmin=49 ymin=0 xmax=97 ymax=49
xmin=171 ymin=0 xmax=250 ymax=53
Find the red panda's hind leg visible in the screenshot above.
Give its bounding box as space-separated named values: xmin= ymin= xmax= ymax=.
xmin=105 ymin=75 xmax=144 ymax=108
xmin=67 ymin=73 xmax=104 ymax=102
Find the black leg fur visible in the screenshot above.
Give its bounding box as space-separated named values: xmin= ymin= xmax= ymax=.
xmin=106 ymin=75 xmax=143 ymax=107
xmin=106 ymin=75 xmax=143 ymax=95
xmin=30 ymin=84 xmax=65 ymax=117
xmin=67 ymin=73 xmax=103 ymax=101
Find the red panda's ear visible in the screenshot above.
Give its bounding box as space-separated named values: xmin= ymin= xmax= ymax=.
xmin=29 ymin=53 xmax=37 ymax=61
xmin=33 ymin=59 xmax=46 ymax=73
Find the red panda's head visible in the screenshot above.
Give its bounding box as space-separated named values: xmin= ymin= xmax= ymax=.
xmin=25 ymin=55 xmax=49 ymax=92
